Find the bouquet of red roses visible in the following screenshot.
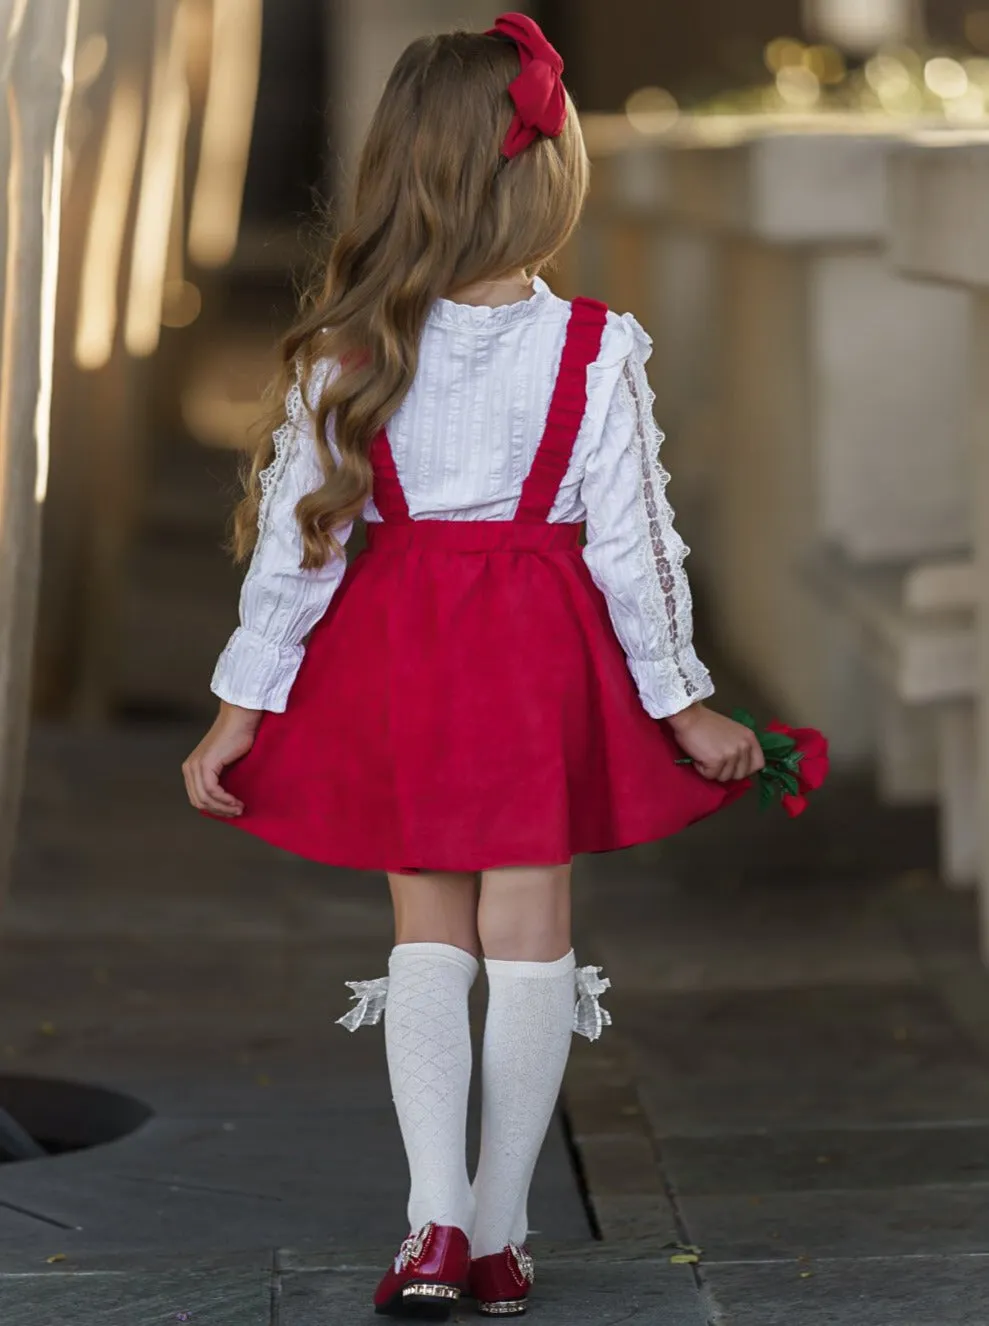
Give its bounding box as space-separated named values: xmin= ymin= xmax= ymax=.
xmin=678 ymin=709 xmax=830 ymax=817
xmin=739 ymin=709 xmax=830 ymax=816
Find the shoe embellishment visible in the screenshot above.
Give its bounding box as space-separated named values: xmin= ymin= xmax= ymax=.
xmin=395 ymin=1222 xmax=434 ymax=1273
xmin=509 ymin=1242 xmax=535 ymax=1285
xmin=336 ymin=975 xmax=389 ymax=1031
xmin=573 ymin=965 xmax=612 ymax=1041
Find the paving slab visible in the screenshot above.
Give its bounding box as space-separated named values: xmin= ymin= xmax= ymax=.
xmin=661 ymin=1124 xmax=989 ymax=1194
xmin=279 ymin=1256 xmax=705 ymax=1326
xmin=0 ymin=1099 xmax=584 ymax=1256
xmin=0 ymin=1204 xmax=78 ymax=1244
xmin=574 ymin=871 xmax=920 ymax=994
xmin=701 ymin=1254 xmax=989 ymax=1326
xmin=0 ymin=728 xmax=590 ymax=1262
xmin=0 ymin=1254 xmax=271 ymax=1326
xmin=680 ymin=1186 xmax=989 ymax=1261
xmin=622 ymin=983 xmax=989 ymax=1132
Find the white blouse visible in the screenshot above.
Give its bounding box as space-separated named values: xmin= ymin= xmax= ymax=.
xmin=210 ymin=277 xmax=714 ymax=720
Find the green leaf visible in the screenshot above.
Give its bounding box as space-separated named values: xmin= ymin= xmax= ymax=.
xmin=758 ymin=777 xmax=777 ymax=811
xmin=731 ymin=708 xmax=757 ymax=731
xmin=776 ymin=769 xmax=800 ymax=796
xmin=760 ymin=731 xmax=797 ymax=757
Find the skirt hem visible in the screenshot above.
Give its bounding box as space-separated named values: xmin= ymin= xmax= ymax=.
xmin=204 ymin=780 xmax=749 ymax=874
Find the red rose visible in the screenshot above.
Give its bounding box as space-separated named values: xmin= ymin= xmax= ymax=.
xmin=766 ymin=721 xmax=830 ymax=817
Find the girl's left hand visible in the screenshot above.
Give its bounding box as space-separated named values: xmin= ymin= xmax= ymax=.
xmin=182 ymin=702 xmax=263 ymax=816
xmin=666 ymin=702 xmax=766 ymax=782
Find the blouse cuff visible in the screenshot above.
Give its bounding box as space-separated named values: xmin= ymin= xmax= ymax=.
xmin=629 ymin=649 xmax=715 ymax=720
xmin=210 ymin=627 xmax=305 ymax=713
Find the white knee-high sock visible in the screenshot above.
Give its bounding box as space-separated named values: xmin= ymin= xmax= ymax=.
xmin=385 ymin=942 xmax=478 ymax=1234
xmin=472 ymin=951 xmax=576 ymax=1258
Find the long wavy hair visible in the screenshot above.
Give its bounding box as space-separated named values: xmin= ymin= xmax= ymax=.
xmin=231 ymin=29 xmax=589 ymax=568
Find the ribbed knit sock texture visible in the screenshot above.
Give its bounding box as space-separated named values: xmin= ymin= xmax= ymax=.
xmin=471 ymin=951 xmax=577 ymax=1258
xmin=385 ymin=942 xmax=478 ymax=1234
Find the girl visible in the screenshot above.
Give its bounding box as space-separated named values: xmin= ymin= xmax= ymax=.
xmin=183 ymin=13 xmax=763 ymax=1318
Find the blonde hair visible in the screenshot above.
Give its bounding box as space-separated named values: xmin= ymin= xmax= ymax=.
xmin=231 ymin=29 xmax=589 ymax=568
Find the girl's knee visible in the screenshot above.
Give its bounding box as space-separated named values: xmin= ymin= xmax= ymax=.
xmin=388 ymin=871 xmax=481 ymax=954
xmin=477 ymin=864 xmax=572 ymax=961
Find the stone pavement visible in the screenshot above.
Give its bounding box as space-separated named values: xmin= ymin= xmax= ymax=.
xmin=567 ymin=772 xmax=989 ymax=1325
xmin=1 ymin=726 xmax=591 ymax=1324
xmin=2 ymin=723 xmax=989 ymax=1323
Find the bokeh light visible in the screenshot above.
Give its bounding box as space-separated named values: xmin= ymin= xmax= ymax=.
xmin=74 ymin=32 xmax=108 ymax=91
xmin=802 ymin=0 xmax=916 ymax=55
xmin=764 ymin=38 xmax=806 ymax=74
xmin=161 ymin=279 xmax=203 ymax=329
xmin=624 ymin=86 xmax=679 ymax=135
xmin=865 ymin=53 xmax=912 ymax=97
xmin=924 ymin=57 xmax=970 ymax=100
xmin=775 ymin=66 xmax=822 ymax=109
xmin=804 ymin=44 xmax=847 ymax=85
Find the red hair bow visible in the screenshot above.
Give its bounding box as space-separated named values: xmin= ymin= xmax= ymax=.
xmin=486 ymin=12 xmax=566 ymax=159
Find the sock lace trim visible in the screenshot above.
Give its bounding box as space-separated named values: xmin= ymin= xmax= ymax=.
xmin=336 ymin=975 xmax=389 ymax=1031
xmin=336 ymin=962 xmax=612 ymax=1039
xmin=573 ymin=965 xmax=612 ymax=1041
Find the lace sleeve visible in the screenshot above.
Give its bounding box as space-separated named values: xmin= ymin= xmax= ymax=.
xmin=256 ymin=367 xmax=306 ymax=539
xmin=581 ymin=341 xmax=714 ymax=719
xmin=210 ymin=367 xmax=352 ymax=713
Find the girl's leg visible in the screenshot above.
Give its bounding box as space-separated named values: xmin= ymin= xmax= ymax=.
xmin=472 ymin=863 xmax=576 ymax=1259
xmin=390 ymin=870 xmax=481 ymax=954
xmin=385 ymin=871 xmax=480 ymax=1235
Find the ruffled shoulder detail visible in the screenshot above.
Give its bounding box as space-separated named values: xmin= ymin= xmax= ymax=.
xmin=592 ymin=309 xmax=654 ymax=371
xmin=621 ymin=310 xmax=654 ymax=364
xmin=576 ymin=309 xmax=655 ymax=461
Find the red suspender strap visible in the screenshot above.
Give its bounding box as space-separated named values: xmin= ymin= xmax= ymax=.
xmin=515 ymin=296 xmax=609 ymax=523
xmin=370 ymin=430 xmax=412 ymax=523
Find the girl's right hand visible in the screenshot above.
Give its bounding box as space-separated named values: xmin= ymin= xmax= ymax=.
xmin=182 ymin=702 xmax=263 ymax=816
xmin=666 ymin=702 xmax=765 ymax=782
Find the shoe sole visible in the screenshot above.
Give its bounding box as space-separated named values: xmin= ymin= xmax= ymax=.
xmin=476 ymin=1301 xmax=528 ymax=1317
xmin=375 ymin=1283 xmax=462 ymax=1319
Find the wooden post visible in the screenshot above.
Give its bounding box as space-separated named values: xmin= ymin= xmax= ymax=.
xmin=0 ymin=0 xmax=79 ymax=904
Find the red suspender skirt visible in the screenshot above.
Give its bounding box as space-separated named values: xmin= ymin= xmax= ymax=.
xmin=217 ymin=298 xmax=746 ymax=872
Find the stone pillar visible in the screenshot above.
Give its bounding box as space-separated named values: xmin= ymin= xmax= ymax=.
xmin=36 ymin=3 xmax=156 ymax=721
xmin=662 ymin=129 xmax=970 ymax=765
xmin=574 ymin=121 xmax=754 ymax=582
xmin=888 ymin=139 xmax=989 ymax=955
xmin=973 ymin=292 xmax=989 ymax=951
xmin=0 ymin=0 xmax=79 ymax=903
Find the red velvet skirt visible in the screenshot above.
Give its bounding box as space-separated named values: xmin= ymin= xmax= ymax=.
xmin=215 ymin=521 xmax=746 ymax=872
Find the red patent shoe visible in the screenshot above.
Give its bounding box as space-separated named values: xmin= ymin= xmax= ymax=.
xmin=374 ymin=1222 xmax=470 ymax=1318
xmin=469 ymin=1243 xmax=535 ymax=1316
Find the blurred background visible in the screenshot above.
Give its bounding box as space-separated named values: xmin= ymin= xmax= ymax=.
xmin=4 ymin=3 xmax=989 ymax=1319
